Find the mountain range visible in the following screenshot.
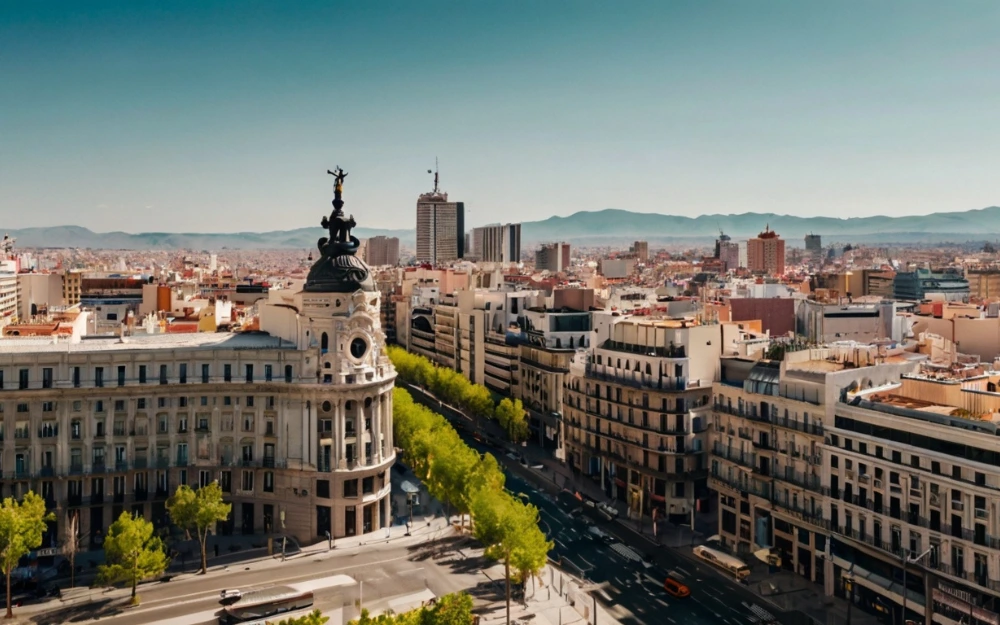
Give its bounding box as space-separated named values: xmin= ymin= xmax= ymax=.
xmin=4 ymin=206 xmax=1000 ymax=250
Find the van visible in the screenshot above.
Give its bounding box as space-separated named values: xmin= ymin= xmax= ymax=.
xmin=663 ymin=577 xmax=690 ymax=598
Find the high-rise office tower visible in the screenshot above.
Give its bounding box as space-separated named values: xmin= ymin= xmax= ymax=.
xmin=472 ymin=223 xmax=521 ymax=264
xmin=747 ymin=226 xmax=786 ymax=275
xmin=805 ymin=234 xmax=822 ymax=262
xmin=535 ymin=242 xmax=571 ymax=272
xmin=364 ymin=236 xmax=400 ymax=266
xmin=415 ymin=168 xmax=464 ymax=265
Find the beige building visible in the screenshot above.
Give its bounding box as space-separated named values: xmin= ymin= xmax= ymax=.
xmin=62 ymin=270 xmax=82 ymax=307
xmin=0 ymin=185 xmax=397 ymax=548
xmin=563 ymin=316 xmax=721 ymax=523
xmin=415 ymin=182 xmax=464 ymax=265
xmin=364 ymin=236 xmax=400 ymax=267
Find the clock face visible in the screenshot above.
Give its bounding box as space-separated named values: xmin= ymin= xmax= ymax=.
xmin=350 ymin=337 xmax=368 ymax=360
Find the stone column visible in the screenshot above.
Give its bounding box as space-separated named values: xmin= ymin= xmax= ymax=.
xmin=372 ymin=395 xmax=382 ymax=463
xmin=336 ymin=400 xmax=346 ymax=469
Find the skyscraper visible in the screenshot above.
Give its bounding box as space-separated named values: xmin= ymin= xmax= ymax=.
xmin=805 ymin=234 xmax=822 ymax=263
xmin=364 ymin=236 xmax=400 ymax=266
xmin=472 ymin=223 xmax=521 ymax=264
xmin=415 ymin=169 xmax=464 ymax=265
xmin=747 ymin=226 xmax=786 ymax=275
xmin=535 ymin=242 xmax=571 ymax=272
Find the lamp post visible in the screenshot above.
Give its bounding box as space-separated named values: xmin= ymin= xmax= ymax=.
xmin=405 ymin=494 xmax=413 ymax=536
xmin=901 ymin=546 xmax=934 ymax=625
xmin=325 ymin=530 xmax=333 ymax=550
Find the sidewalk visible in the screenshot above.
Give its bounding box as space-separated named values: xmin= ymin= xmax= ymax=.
xmin=475 ymin=565 xmax=622 ymax=625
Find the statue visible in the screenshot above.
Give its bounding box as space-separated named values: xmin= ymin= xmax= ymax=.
xmin=304 ymin=167 xmax=373 ymax=293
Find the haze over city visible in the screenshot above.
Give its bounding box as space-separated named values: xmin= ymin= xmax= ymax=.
xmin=3 ymin=1 xmax=999 ymax=232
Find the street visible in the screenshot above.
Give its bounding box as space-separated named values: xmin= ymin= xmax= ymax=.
xmin=462 ymin=431 xmax=791 ymax=625
xmin=25 ymin=531 xmax=481 ymax=625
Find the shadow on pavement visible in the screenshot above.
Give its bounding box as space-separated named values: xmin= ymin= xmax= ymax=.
xmin=29 ymin=597 xmax=124 ymax=625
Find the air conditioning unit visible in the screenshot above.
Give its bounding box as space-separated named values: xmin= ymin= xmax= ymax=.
xmin=859 ymin=474 xmax=870 ymax=484
xmin=874 ymin=479 xmax=883 ymax=489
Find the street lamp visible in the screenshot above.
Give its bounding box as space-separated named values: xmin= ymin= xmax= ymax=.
xmin=405 ymin=494 xmax=414 ymax=536
xmin=325 ymin=530 xmax=333 ymax=550
xmin=901 ymin=546 xmax=934 ymax=625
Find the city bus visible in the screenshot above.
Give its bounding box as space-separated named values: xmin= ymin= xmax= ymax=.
xmin=692 ymin=545 xmax=751 ymax=581
xmin=218 ymin=586 xmax=314 ymax=624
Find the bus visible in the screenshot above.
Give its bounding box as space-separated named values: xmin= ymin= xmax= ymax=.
xmin=692 ymin=545 xmax=751 ymax=581
xmin=219 ymin=586 xmax=315 ymax=624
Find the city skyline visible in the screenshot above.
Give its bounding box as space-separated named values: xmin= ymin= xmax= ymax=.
xmin=3 ymin=1 xmax=999 ymax=232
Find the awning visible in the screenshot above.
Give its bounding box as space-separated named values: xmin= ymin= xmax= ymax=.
xmin=400 ymin=480 xmax=420 ymax=494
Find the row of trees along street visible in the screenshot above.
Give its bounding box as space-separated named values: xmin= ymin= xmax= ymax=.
xmin=394 ymin=387 xmax=552 ymax=625
xmin=387 ymin=346 xmax=530 ymax=443
xmin=0 ymin=481 xmax=232 ymax=617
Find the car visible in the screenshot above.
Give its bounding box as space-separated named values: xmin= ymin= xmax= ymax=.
xmin=596 ymin=502 xmax=619 ymax=519
xmin=663 ymin=577 xmax=690 ymax=598
xmin=587 ymin=526 xmax=614 ymax=543
xmin=220 ymin=589 xmax=242 ymax=602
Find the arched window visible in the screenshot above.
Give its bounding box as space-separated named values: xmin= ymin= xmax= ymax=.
xmin=321 ymin=332 xmax=329 ymax=354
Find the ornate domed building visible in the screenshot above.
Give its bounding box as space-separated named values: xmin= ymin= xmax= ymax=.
xmin=0 ymin=168 xmax=395 ymax=547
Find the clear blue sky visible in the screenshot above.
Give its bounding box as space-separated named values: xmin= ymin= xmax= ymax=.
xmin=2 ymin=1 xmax=998 ymax=233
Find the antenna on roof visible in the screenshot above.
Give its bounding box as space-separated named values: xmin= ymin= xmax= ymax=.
xmin=427 ymin=157 xmax=440 ymax=193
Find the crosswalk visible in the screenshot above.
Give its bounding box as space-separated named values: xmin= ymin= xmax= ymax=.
xmin=742 ymin=601 xmax=776 ymax=623
xmin=609 ymin=542 xmax=643 ymax=563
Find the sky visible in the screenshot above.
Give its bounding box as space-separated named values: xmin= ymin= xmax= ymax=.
xmin=2 ymin=1 xmax=999 ymax=233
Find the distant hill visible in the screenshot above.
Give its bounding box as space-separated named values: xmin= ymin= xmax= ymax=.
xmin=5 ymin=206 xmax=1000 ymax=250
xmin=519 ymin=206 xmax=1000 ymax=245
xmin=0 ymin=225 xmax=416 ymax=250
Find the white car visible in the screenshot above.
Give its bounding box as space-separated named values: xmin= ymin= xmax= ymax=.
xmin=220 ymin=589 xmax=242 ymax=601
xmin=597 ymin=502 xmax=619 ymax=519
xmin=587 ymin=526 xmax=613 ymax=543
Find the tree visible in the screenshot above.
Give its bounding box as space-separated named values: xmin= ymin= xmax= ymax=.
xmin=97 ymin=512 xmax=169 ymax=603
xmin=275 ymin=609 xmax=330 ymax=625
xmin=63 ymin=510 xmax=80 ymax=589
xmin=426 ymin=592 xmax=475 ymax=625
xmin=472 ymin=490 xmax=551 ymax=625
xmin=0 ymin=492 xmax=54 ymax=619
xmin=167 ymin=481 xmax=232 ymax=574
xmin=494 ymin=398 xmax=529 ymax=443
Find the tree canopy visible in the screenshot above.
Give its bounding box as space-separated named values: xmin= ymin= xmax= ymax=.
xmin=348 ymin=592 xmax=474 ymax=625
xmin=97 ymin=512 xmax=169 ymax=602
xmin=0 ymin=492 xmax=54 ymax=619
xmin=167 ymin=481 xmax=232 ymax=574
xmin=274 ymin=609 xmax=330 ymax=625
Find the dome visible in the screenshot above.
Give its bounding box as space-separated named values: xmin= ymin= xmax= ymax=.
xmin=304 ymin=167 xmax=376 ymax=293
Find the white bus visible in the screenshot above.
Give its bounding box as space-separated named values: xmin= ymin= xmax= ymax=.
xmin=693 ymin=545 xmax=751 ymax=581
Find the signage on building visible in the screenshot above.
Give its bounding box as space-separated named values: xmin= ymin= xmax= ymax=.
xmin=934 ymin=585 xmax=1000 ymax=625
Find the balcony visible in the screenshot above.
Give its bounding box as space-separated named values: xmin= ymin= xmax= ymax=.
xmin=92 ymin=462 xmax=107 ymax=473
xmin=713 ymin=403 xmax=824 ymax=436
xmin=155 ymin=458 xmax=170 ymax=469
xmin=69 ymin=463 xmax=84 ymax=475
xmin=134 ymin=458 xmax=148 ymax=470
xmin=134 ymin=488 xmax=148 ymax=502
xmin=38 ymin=466 xmax=55 ymax=477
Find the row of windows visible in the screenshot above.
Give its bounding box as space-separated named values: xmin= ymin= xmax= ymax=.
xmin=833 ymin=416 xmax=998 ymax=481
xmin=0 ymin=364 xmax=294 ymax=389
xmin=0 ymin=395 xmax=278 ymax=414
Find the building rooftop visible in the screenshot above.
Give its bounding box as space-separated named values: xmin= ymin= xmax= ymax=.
xmin=0 ymin=332 xmax=294 ymax=354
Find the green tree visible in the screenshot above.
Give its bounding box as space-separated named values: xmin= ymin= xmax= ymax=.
xmin=97 ymin=512 xmax=169 ymax=603
xmin=167 ymin=481 xmax=232 ymax=574
xmin=426 ymin=592 xmax=475 ymax=625
xmin=0 ymin=492 xmax=54 ymax=619
xmin=274 ymin=609 xmax=330 ymax=625
xmin=472 ymin=490 xmax=551 ymax=625
xmin=494 ymin=398 xmax=529 ymax=443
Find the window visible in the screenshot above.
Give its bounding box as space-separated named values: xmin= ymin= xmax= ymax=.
xmin=73 ymin=366 xmax=81 ymax=388
xmin=42 ymin=401 xmax=54 ymax=412
xmin=139 ymin=365 xmax=147 ymax=384
xmin=220 ymin=470 xmax=232 ymax=493
xmin=316 ymin=480 xmax=330 ymax=498
xmin=117 ymin=366 xmax=126 ymax=387
xmin=71 ymin=420 xmax=82 ymax=439
xmin=264 ymin=471 xmax=274 ymax=493
xmin=199 ymin=470 xmax=211 ymax=488
xmin=158 ymin=397 xmax=168 ymax=408
xmin=159 ymin=364 xmax=168 ymax=385
xmin=284 ymin=365 xmax=293 ymax=383
xmin=246 ymin=396 xmax=254 ymax=408
xmin=95 ymin=400 xmax=105 ymax=413
xmin=179 ymin=364 xmax=187 ymax=384
xmin=241 ymin=470 xmax=254 ymax=492
xmin=200 ymin=396 xmax=208 ymax=406
xmin=19 ymin=369 xmax=29 ymax=390
xmin=16 ymin=403 xmax=29 ymax=413
xmin=362 ymin=476 xmax=374 ymax=494
xmin=224 ymin=364 xmax=232 ymax=382
xmin=114 ymin=399 xmax=125 ymax=412
xmin=42 ymin=368 xmax=53 ymax=389
xmin=245 ymin=364 xmax=253 ymax=383
xmin=95 ymin=367 xmax=104 ymax=388
xmin=265 ymin=365 xmax=273 ymax=382
xmin=344 ymin=479 xmax=358 ymax=498
xmin=202 ymin=364 xmax=210 ymax=383
xmin=137 ymin=398 xmax=146 ymax=410
xmin=179 ymin=396 xmax=188 ymax=408
xmin=224 ymin=396 xmax=232 ymax=406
